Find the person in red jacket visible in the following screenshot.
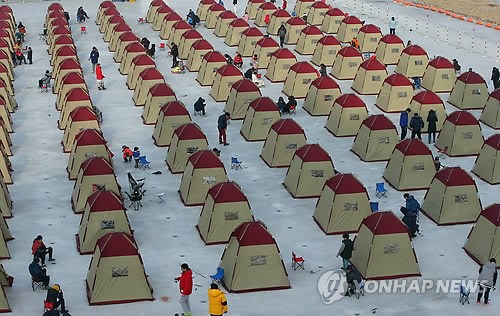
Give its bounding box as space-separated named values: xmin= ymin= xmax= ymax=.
xmin=95 ymin=63 xmax=106 ymax=90
xmin=174 ymin=263 xmax=193 ymax=316
xmin=32 ymin=235 xmax=55 ymax=266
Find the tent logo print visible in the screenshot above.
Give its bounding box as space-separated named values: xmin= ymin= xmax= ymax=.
xmin=317 ymin=269 xmax=347 ymax=304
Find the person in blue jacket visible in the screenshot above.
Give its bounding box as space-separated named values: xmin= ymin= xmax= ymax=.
xmin=89 ymin=47 xmax=99 ymax=73
xmin=132 ymin=147 xmax=140 ymax=168
xmin=400 ymin=193 xmax=420 ymax=216
xmin=399 ymin=108 xmax=411 ymax=140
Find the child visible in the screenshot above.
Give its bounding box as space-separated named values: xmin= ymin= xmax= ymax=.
xmin=133 ymin=147 xmax=140 ymax=168
xmin=122 ymin=146 xmax=133 ymax=162
xmin=27 ymin=47 xmax=32 ymax=64
xmin=96 ymin=63 xmax=106 ymax=90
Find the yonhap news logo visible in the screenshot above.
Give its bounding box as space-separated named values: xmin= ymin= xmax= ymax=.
xmin=317 ymin=269 xmax=347 ymax=304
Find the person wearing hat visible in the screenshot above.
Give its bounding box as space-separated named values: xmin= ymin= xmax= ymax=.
xmin=32 ymin=235 xmax=55 ymax=266
xmin=122 ymin=146 xmax=133 ymax=163
xmin=217 ymin=112 xmax=231 ymax=146
xmin=46 ymin=284 xmax=68 ymax=313
xmin=174 ymin=263 xmax=193 ymax=316
xmin=477 ymin=258 xmax=498 ymax=305
xmin=208 ymin=283 xmax=228 ymax=315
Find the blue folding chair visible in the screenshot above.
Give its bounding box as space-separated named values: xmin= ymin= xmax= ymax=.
xmin=370 ymin=202 xmax=379 ymax=212
xmin=210 ymin=267 xmax=224 ymax=284
xmin=138 ymin=156 xmax=150 ymax=169
xmin=375 ymin=182 xmax=387 ymax=198
xmin=231 ymin=156 xmax=242 ymax=170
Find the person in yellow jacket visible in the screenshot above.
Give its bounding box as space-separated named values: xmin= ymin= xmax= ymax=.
xmin=208 ymin=283 xmax=228 ymax=316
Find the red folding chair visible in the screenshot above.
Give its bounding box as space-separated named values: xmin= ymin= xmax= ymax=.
xmin=137 ymin=17 xmax=144 ymax=24
xmin=437 ymin=146 xmax=448 ymax=159
xmin=80 ymin=26 xmax=86 ymax=34
xmin=43 ymin=300 xmax=54 ymax=312
xmin=159 ymin=42 xmax=166 ymax=51
xmin=291 ymin=252 xmax=305 ymax=270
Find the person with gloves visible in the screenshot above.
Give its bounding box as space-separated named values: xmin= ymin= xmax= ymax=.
xmin=174 ymin=263 xmax=193 ymax=316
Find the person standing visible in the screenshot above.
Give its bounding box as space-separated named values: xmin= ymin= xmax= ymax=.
xmin=319 ymin=63 xmax=327 ymax=77
xmin=174 ymin=263 xmax=193 ymax=316
xmin=336 ymin=233 xmax=354 ymax=270
xmin=399 ymin=108 xmax=411 ymax=140
xmin=96 ymin=63 xmax=106 ymax=90
xmin=400 ymin=193 xmax=420 ymax=216
xmin=492 ymin=67 xmax=500 ymax=89
xmin=409 ymin=112 xmax=424 ymax=140
xmin=171 ymin=43 xmax=179 ymax=68
xmin=278 ymin=23 xmax=287 ymax=48
xmin=132 ymin=147 xmax=140 ymax=168
xmin=32 ymin=235 xmax=55 ymax=266
xmin=389 ymin=17 xmax=397 ymax=35
xmin=232 ymin=0 xmax=237 ymax=14
xmin=477 ymin=258 xmax=497 ymax=305
xmin=27 ymin=46 xmax=32 ymax=64
xmin=426 ymin=109 xmax=438 ymax=144
xmin=218 ymin=112 xmax=230 ymax=146
xmin=89 ymin=47 xmax=99 ymax=73
xmin=208 ymin=283 xmax=228 ymax=316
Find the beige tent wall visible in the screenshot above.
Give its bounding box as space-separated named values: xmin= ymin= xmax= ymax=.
xmin=67 ymin=143 xmax=111 ymax=180
xmin=376 ymin=42 xmax=405 ymax=65
xmin=295 ymin=31 xmax=323 ymax=55
xmin=326 ymin=105 xmax=368 ymax=137
xmin=375 ymin=83 xmax=414 ymax=113
xmin=336 ymin=21 xmax=363 ymax=42
xmin=119 ymin=50 xmax=145 ymax=75
xmin=186 ymin=46 xmax=213 ymax=72
xmin=225 ymin=90 xmax=261 ymax=120
xmin=0 ymin=285 xmax=10 ymax=312
xmin=268 ymin=11 xmax=291 ymax=35
xmin=472 ymin=144 xmax=500 ymax=184
xmin=395 ymin=55 xmax=428 ymax=78
xmin=0 ymin=103 xmax=12 ymax=133
xmin=261 ymin=132 xmax=307 ymax=168
xmin=352 ymin=127 xmax=398 ymax=162
xmin=72 ymin=174 xmax=120 ymax=214
xmin=448 ymin=81 xmax=489 ymax=110
xmin=237 ymin=30 xmax=264 ymax=57
xmin=408 ymin=99 xmax=446 ymax=133
xmin=0 ymin=148 xmax=11 ymax=185
xmin=159 ymin=14 xmax=183 ymax=41
xmin=241 ymin=108 xmax=281 ymax=141
xmin=197 ymin=59 xmax=227 ymax=86
xmin=132 ymin=77 xmax=165 ymax=106
xmin=284 ymin=160 xmax=335 ymax=198
xmin=224 ymin=21 xmax=250 ymax=46
xmin=179 ymin=167 xmax=228 ymax=206
xmin=62 ymin=120 xmax=101 ymax=153
xmin=210 ymin=74 xmax=243 ymax=102
xmin=197 ymin=0 xmax=216 ymax=21
xmin=178 ymin=32 xmax=203 ymax=60
xmin=321 ymin=10 xmax=344 ymax=34
xmin=311 ymin=39 xmax=341 ymax=66
xmin=284 ymin=20 xmax=306 ymax=45
xmin=282 ymin=72 xmax=318 ymax=99
xmin=421 ymin=67 xmax=456 ymax=93
xmin=58 ymin=97 xmax=93 ymax=130
xmin=265 ymin=55 xmax=297 ymax=83
xmin=331 ymin=55 xmax=363 ymax=80
xmin=254 ymin=5 xmax=278 ymax=27
xmin=384 ymin=152 xmax=436 ymax=190
xmin=464 ymin=217 xmax=499 ymax=264
xmin=480 ymin=92 xmax=500 ymax=129
xmin=0 ymin=226 xmax=9 ymax=259
xmin=252 ymin=39 xmax=279 ymax=69
xmin=166 ymin=137 xmax=209 ymax=174
xmin=0 ymin=123 xmax=11 ymax=156
xmin=127 ymin=60 xmax=156 ymax=90
xmin=245 ymin=0 xmax=265 ymax=19
xmin=114 ymin=37 xmax=139 ymax=62
xmin=214 ymin=13 xmax=237 ymax=37
xmin=0 ymin=216 xmax=12 ymax=241
xmin=435 ymin=123 xmax=483 ymax=156
xmin=142 ymin=86 xmax=178 ymax=125
xmin=303 ymin=85 xmax=342 ymax=116
xmin=352 ymin=69 xmax=388 ymax=95
xmin=0 ymin=176 xmax=12 ymax=218
xmin=205 ymin=7 xmax=225 ymax=29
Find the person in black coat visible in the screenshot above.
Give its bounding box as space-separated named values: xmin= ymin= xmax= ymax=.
xmin=43 ymin=310 xmax=60 ymax=316
xmin=402 ymin=212 xmax=419 ymax=237
xmin=170 ymin=43 xmax=179 ymax=68
xmin=194 ymin=97 xmax=206 ymax=116
xmin=147 ymin=44 xmax=155 ymax=58
xmin=46 ymin=284 xmax=68 ymax=313
xmin=492 ymin=67 xmax=500 ymax=89
xmin=283 ymin=96 xmax=297 ymax=114
xmin=426 ymin=110 xmax=438 ymax=144
xmin=345 ymin=265 xmax=362 ymax=296
xmin=276 ymin=96 xmax=286 ymax=113
xmin=217 ymin=112 xmax=230 ymax=145
xmin=336 ymin=234 xmax=354 ymax=270
xmin=141 ymin=37 xmax=150 ymax=50
xmin=29 ymin=257 xmax=50 ymax=287
xmin=409 ymin=113 xmax=424 ymax=140
xmin=244 ymin=68 xmax=253 ymax=80
xmin=319 ymin=63 xmax=327 ymax=77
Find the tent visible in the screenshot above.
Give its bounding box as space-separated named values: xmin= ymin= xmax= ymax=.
xmin=350 ymin=211 xmax=421 ymax=280
xmin=166 ymin=123 xmax=209 ymax=174
xmin=472 ymin=134 xmax=500 ymax=184
xmin=0 ymin=214 xmax=11 ymax=242
xmin=142 ymin=83 xmax=177 ymax=125
xmin=375 ymin=73 xmax=414 ymax=113
xmin=303 ymin=76 xmax=342 ymax=116
xmin=55 ymin=73 xmax=87 ymax=111
xmin=294 ymin=0 xmax=315 ymax=17
xmin=307 ymin=1 xmax=330 ymax=25
xmin=240 ymin=97 xmax=281 ymax=141
xmin=103 ymin=17 xmax=126 ymax=43
xmin=67 ymin=129 xmax=111 ymax=180
xmin=0 ymin=118 xmax=11 ymax=156
xmin=282 ymin=61 xmax=320 ymax=98
xmin=53 ymin=58 xmax=81 ymax=84
xmin=351 ymin=114 xmax=399 ymax=161
xmin=132 ymin=68 xmax=165 ymax=106
xmin=0 ymin=98 xmax=12 ymax=133
xmin=0 ymin=278 xmax=10 ymax=311
xmin=225 ymin=79 xmax=262 ymax=120
xmin=86 ymin=232 xmax=153 ymax=305
xmin=196 ymin=0 xmax=216 ymax=21
xmin=464 ymin=203 xmax=500 ymax=266
xmin=326 ymin=93 xmax=369 ymax=137
xmin=0 ymin=174 xmax=12 ymax=218
xmin=145 ymin=0 xmax=164 ymax=22
xmin=408 ymin=91 xmax=445 ymax=134
xmin=0 ymin=67 xmax=11 ymax=98
xmin=0 ymin=262 xmax=12 ymax=288
xmin=159 ymin=12 xmax=183 ymax=41
xmin=152 ymin=5 xmax=174 ymax=31
xmin=108 ymin=23 xmax=132 ymax=52
xmin=186 ymin=39 xmax=214 ymax=72
xmin=313 ymin=173 xmax=372 ymax=235
xmin=219 ymin=221 xmax=290 ymax=293
xmin=237 ymin=27 xmax=264 ymax=57
xmin=77 ymin=190 xmax=132 ymax=254
xmin=383 ymin=139 xmax=436 ymax=190
xmin=260 ymin=118 xmax=307 ymax=168
xmin=179 ymin=150 xmax=229 ymax=206
xmin=98 ymin=8 xmax=121 ymax=33
xmin=267 ymin=9 xmax=291 ymax=35
xmin=49 ymin=35 xmax=75 ymax=56
xmin=62 ymin=107 xmax=101 ymax=153
xmin=254 ymin=2 xmax=278 ymax=27
xmin=351 ymin=58 xmax=388 ymax=95
xmin=204 ymin=3 xmax=225 ymax=29
xmin=71 ymin=157 xmax=119 ymax=214
xmin=0 ymin=82 xmax=14 ymax=117
xmin=295 ymin=25 xmax=323 ymax=55
xmin=97 ymin=1 xmax=116 ymax=24
xmin=224 ymin=18 xmax=250 ymax=46
xmin=48 ymin=26 xmax=71 ymax=48
xmin=421 ymin=167 xmax=482 ymax=225
xmin=178 ymin=29 xmax=203 ymax=60
xmin=197 ymin=181 xmax=255 ymax=245
xmin=126 ymin=55 xmax=156 ymax=90
xmin=448 ymin=71 xmax=489 ymax=110
xmin=58 ymin=88 xmax=93 ymax=129
xmin=375 ymin=34 xmax=405 ymax=65
xmin=436 ymin=111 xmax=484 ymax=156
xmin=311 ymin=35 xmax=342 ymax=66
xmin=210 ymin=64 xmax=243 ymax=102
xmin=169 ymin=21 xmax=193 ymax=50
xmin=119 ymin=42 xmax=147 ymax=75
xmin=252 ymin=37 xmax=279 ymax=69
xmin=480 ymin=89 xmax=500 ymax=129
xmin=357 ymin=24 xmax=382 ymax=53
xmin=395 ymin=45 xmax=429 ymax=78
xmin=213 ymin=10 xmax=237 ymax=37
xmin=0 ymin=144 xmax=11 ymax=185
xmin=245 ymin=0 xmax=265 ymax=19
xmin=113 ymin=33 xmax=139 ymax=62
xmin=284 ymin=17 xmax=307 ymax=45
xmin=283 ymin=144 xmax=335 ymax=198
xmin=330 ymin=46 xmax=363 ymax=80
xmin=336 ymin=16 xmax=363 ymax=42
xmin=196 ymin=51 xmax=227 ymax=86
xmin=51 ymin=46 xmax=77 ymax=69
xmin=265 ymin=48 xmax=298 ymax=83
xmin=152 ymin=101 xmax=192 ymax=147
xmin=0 ymin=52 xmax=12 ymax=81
xmin=47 ymin=18 xmax=67 ymax=42
xmin=421 ymin=57 xmax=457 ymax=93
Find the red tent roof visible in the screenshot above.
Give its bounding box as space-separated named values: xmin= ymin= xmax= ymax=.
xmin=0 ymin=51 xmax=8 ymax=60
xmin=58 ymin=59 xmax=81 ymax=70
xmin=411 ymin=91 xmax=443 ymax=105
xmin=295 ymin=144 xmax=331 ymax=162
xmin=256 ymin=37 xmax=279 ymax=48
xmin=482 ymin=204 xmax=500 ymax=226
xmin=149 ymin=0 xmax=165 ymax=6
xmin=335 ymin=94 xmax=366 ymax=108
xmin=395 ymin=139 xmax=432 ymax=156
xmin=208 ymin=3 xmax=225 ymax=12
xmin=0 ymin=39 xmax=8 ymax=49
xmin=342 ymin=15 xmax=362 ymax=24
xmin=301 ymin=25 xmax=323 ymax=35
xmin=286 ymin=17 xmax=307 ymax=26
xmin=119 ymin=32 xmax=139 ymax=42
xmin=97 ymin=232 xmax=138 ymax=257
xmin=62 ymin=72 xmax=85 ymax=84
xmin=172 ymin=20 xmax=192 ymax=31
xmin=113 ymin=23 xmax=131 ymax=33
xmin=48 ymin=3 xmax=63 ymax=11
xmin=188 ymin=150 xmax=224 ymax=169
xmin=428 ymin=56 xmax=454 ymax=69
xmin=191 ymin=39 xmax=213 ymax=50
xmin=384 ymin=73 xmax=413 ymax=87
xmin=229 ymin=18 xmax=249 ymax=28
xmin=434 ymin=167 xmax=475 ymax=186
xmin=311 ymin=76 xmax=340 ymax=90
xmin=66 ymin=88 xmax=91 ymax=102
xmin=174 ymin=123 xmax=207 ymax=140
xmin=0 ymin=29 xmax=10 ymax=39
xmin=359 ymin=58 xmax=386 ymax=71
xmin=318 ymin=35 xmax=341 ymax=46
xmin=203 ymin=51 xmax=226 ymax=62
xmin=457 ymin=71 xmax=486 ymax=84
xmin=446 ymin=111 xmax=480 ymax=126
xmin=87 ymin=190 xmax=125 ymax=212
xmin=48 ymin=10 xmax=65 ymax=19
xmin=219 ymin=10 xmax=237 ymax=19
xmin=231 ymin=79 xmax=260 ymax=93
xmin=216 ymin=64 xmax=242 ymax=77
xmin=290 ymin=61 xmax=319 ymax=75
xmin=149 ymin=83 xmax=175 ymax=97
xmin=338 ymin=46 xmax=362 ymax=58
xmin=363 ymin=211 xmax=409 ymax=235
xmin=132 ymin=54 xmax=156 ymax=66
xmin=50 ymin=17 xmax=68 ymax=27
xmin=325 ymin=8 xmax=345 ymax=17
xmin=359 ymin=24 xmax=381 ymax=34
xmin=160 ymin=101 xmax=189 ymax=116
xmin=271 ymin=48 xmax=297 ymax=59
xmin=75 ymin=129 xmax=106 ymax=146
xmin=99 ymin=1 xmax=115 ymax=9
xmin=311 ymin=1 xmax=329 ymax=8
xmin=362 ymin=114 xmax=396 ymax=131
xmin=249 ymin=97 xmax=278 ymax=111
xmin=156 ymin=5 xmax=173 ymax=14
xmin=380 ymin=34 xmax=403 ymax=44
xmin=325 ymin=173 xmax=367 ymax=194
xmin=272 ymin=9 xmax=291 ymax=18
xmin=484 ymin=134 xmax=500 ymax=150
xmin=271 ymin=118 xmax=305 ymax=135
xmin=125 ymin=42 xmax=146 ymax=52
xmin=70 ymin=107 xmax=98 ymax=122
xmin=0 ymin=5 xmax=12 ymax=14
xmin=139 ymin=68 xmax=164 ymax=80
xmin=0 ymin=64 xmax=6 ymax=73
xmin=54 ymin=35 xmax=74 ymax=45
xmin=402 ymin=45 xmax=428 ymax=56
xmin=489 ymin=88 xmax=500 ymax=101
xmin=208 ymin=181 xmax=248 ymax=203
xmin=52 ymin=26 xmax=72 ymax=35
xmin=107 ymin=15 xmax=125 ymax=24
xmin=164 ymin=12 xmax=183 ymax=22
xmin=103 ymin=7 xmax=120 ymax=16
xmin=242 ymin=27 xmax=263 ymax=37
xmin=258 ymin=2 xmax=277 ymax=9
xmin=248 ymin=0 xmax=265 ymax=3
xmin=181 ymin=29 xmax=203 ymax=40
xmin=81 ymin=157 xmax=114 ymax=176
xmin=232 ymin=221 xmax=276 ymax=246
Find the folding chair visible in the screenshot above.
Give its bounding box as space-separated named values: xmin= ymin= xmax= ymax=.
xmin=31 ymin=278 xmax=45 ymax=291
xmin=375 ymin=182 xmax=387 ymax=198
xmin=124 ymin=188 xmax=145 ymax=211
xmin=157 ymin=193 xmax=165 ymax=203
xmin=289 ymin=106 xmax=296 ymax=114
xmin=459 ymin=285 xmax=470 ymax=305
xmin=40 ymin=83 xmax=49 ymax=93
xmin=231 ymin=156 xmax=242 ymax=170
xmin=39 ymin=33 xmax=47 ymax=41
xmin=80 ymin=26 xmax=87 ymax=34
xmin=370 ymin=202 xmax=379 ymax=212
xmin=210 ymin=267 xmax=225 ymax=284
xmin=127 ymin=172 xmax=145 ymax=193
xmin=159 ymin=42 xmax=166 ymax=51
xmin=353 ymin=280 xmax=365 ymax=299
xmin=137 ymin=17 xmax=145 ymax=24
xmin=138 ymin=156 xmax=151 ymax=169
xmin=291 ymin=252 xmax=305 ymax=270
xmin=43 ymin=300 xmax=54 ymax=312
